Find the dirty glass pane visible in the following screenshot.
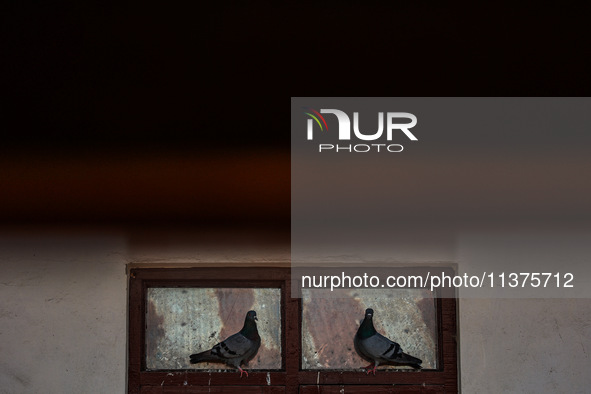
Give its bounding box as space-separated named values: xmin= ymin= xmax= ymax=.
xmin=146 ymin=288 xmax=282 ymax=370
xmin=301 ymin=289 xmax=437 ymax=370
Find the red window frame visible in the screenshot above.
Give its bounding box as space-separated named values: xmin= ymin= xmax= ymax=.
xmin=128 ymin=267 xmax=458 ymax=393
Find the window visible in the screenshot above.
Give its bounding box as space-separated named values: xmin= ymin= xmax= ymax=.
xmin=146 ymin=287 xmax=282 ymax=370
xmin=128 ymin=267 xmax=457 ymax=393
xmin=301 ymin=288 xmax=438 ymax=370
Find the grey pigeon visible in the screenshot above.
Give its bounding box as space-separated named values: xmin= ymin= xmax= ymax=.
xmin=189 ymin=310 xmax=261 ymax=377
xmin=354 ymin=308 xmax=422 ymax=374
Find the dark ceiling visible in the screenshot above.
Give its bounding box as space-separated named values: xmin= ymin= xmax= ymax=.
xmin=3 ymin=2 xmax=590 ymax=154
xmin=1 ymin=1 xmax=589 ymax=225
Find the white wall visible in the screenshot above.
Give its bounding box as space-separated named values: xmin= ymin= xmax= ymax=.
xmin=1 ymin=230 xmax=589 ymax=393
xmin=460 ymin=298 xmax=591 ymax=393
xmin=0 ymin=234 xmax=128 ymax=394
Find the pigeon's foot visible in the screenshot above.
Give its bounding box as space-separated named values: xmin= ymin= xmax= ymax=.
xmin=365 ymin=364 xmax=378 ymax=376
xmin=238 ymin=367 xmax=249 ymax=378
xmin=363 ymin=363 xmax=376 ymax=375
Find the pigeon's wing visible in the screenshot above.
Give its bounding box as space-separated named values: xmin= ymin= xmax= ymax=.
xmin=211 ymin=332 xmax=255 ymax=360
xmin=390 ymin=351 xmax=422 ymax=367
xmin=362 ymin=332 xmax=402 ymax=362
xmin=366 ymin=333 xmax=422 ymax=367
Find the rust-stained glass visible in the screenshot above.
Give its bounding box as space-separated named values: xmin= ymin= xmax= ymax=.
xmin=146 ymin=288 xmax=281 ymax=370
xmin=301 ymin=288 xmax=437 ymax=370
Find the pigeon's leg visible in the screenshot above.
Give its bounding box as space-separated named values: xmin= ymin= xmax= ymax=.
xmin=363 ymin=363 xmax=375 ymax=375
xmin=370 ymin=364 xmax=378 ymax=375
xmin=368 ymin=361 xmax=380 ymax=375
xmin=238 ymin=367 xmax=249 ymax=378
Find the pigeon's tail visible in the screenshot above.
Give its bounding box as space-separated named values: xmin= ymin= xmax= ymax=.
xmin=398 ymin=353 xmax=422 ymax=369
xmin=190 ymin=350 xmax=215 ymax=364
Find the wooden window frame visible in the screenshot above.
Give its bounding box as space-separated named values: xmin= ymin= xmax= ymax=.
xmin=128 ymin=267 xmax=458 ymax=393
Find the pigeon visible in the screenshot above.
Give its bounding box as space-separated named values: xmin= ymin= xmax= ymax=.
xmin=189 ymin=310 xmax=261 ymax=377
xmin=354 ymin=308 xmax=422 ymax=374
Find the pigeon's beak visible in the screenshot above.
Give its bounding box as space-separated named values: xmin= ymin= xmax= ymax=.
xmin=255 ymin=316 xmax=258 ymax=321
